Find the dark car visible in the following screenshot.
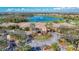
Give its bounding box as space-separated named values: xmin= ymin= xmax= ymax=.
xmin=31 ymin=47 xmax=41 ymax=51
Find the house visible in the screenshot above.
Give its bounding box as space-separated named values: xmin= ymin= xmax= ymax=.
xmin=52 ymin=23 xmax=76 ymax=32
xmin=17 ymin=22 xmax=30 ymax=28
xmin=52 ymin=23 xmax=76 ymax=28
xmin=0 ymin=23 xmax=17 ymax=27
xmin=35 ymin=22 xmax=47 ymax=32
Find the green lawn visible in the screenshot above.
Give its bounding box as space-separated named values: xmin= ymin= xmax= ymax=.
xmin=35 ymin=34 xmax=52 ymax=41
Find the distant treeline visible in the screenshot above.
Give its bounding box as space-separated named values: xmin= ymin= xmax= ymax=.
xmin=0 ymin=16 xmax=30 ymax=23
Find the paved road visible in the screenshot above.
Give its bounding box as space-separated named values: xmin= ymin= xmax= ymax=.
xmin=27 ymin=32 xmax=61 ymax=47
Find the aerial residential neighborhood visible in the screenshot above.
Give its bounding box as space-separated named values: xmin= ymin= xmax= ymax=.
xmin=0 ymin=7 xmax=79 ymax=51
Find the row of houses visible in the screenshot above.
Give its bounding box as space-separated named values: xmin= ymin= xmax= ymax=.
xmin=0 ymin=22 xmax=47 ymax=31
xmin=0 ymin=22 xmax=76 ymax=32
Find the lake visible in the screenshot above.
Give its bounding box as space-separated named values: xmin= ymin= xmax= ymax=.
xmin=27 ymin=16 xmax=63 ymax=22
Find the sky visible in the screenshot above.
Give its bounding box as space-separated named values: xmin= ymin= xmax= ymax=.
xmin=0 ymin=0 xmax=79 ymax=12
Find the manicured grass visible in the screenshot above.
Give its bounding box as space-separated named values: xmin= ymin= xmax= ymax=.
xmin=35 ymin=34 xmax=52 ymax=41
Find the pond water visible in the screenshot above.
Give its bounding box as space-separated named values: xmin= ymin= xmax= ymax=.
xmin=27 ymin=16 xmax=63 ymax=22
